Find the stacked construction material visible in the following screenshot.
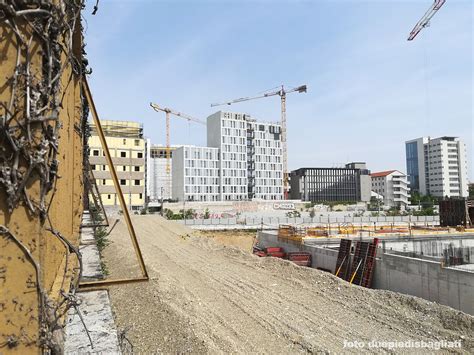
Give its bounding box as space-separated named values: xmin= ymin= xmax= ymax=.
xmin=253 ymin=247 xmax=312 ymax=267
xmin=287 ymin=252 xmax=312 ymax=266
xmin=335 ymin=238 xmax=379 ymax=288
xmin=439 ymin=198 xmax=473 ymax=227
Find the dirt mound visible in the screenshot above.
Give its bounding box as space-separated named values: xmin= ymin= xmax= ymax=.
xmin=103 ymin=215 xmax=473 ymax=353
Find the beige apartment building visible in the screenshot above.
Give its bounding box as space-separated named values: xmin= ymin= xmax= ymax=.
xmin=89 ymin=120 xmax=146 ymax=210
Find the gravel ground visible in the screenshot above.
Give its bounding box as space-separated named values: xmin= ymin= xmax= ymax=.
xmin=103 ymin=215 xmax=473 ymax=354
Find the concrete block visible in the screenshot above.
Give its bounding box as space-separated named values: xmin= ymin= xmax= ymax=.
xmin=64 ymin=291 xmax=120 ymax=354
xmin=79 ymin=244 xmax=102 ymax=280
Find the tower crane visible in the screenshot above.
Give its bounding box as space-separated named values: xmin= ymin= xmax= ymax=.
xmin=407 ymin=0 xmax=446 ymax=41
xmin=211 ymin=84 xmax=307 ymax=199
xmin=149 ymin=103 xmax=205 ymax=195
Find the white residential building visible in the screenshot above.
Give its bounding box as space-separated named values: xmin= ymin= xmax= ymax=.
xmin=147 ymin=145 xmax=176 ymax=201
xmin=207 ymin=111 xmax=283 ymax=201
xmin=169 ymin=111 xmax=283 ymax=202
xmin=207 ymin=111 xmax=248 ymax=200
xmin=371 ymin=170 xmax=410 ymax=208
xmin=171 ymin=145 xmax=220 ymax=202
xmin=246 ymin=119 xmax=283 ymax=200
xmin=406 ymin=136 xmax=469 ymax=198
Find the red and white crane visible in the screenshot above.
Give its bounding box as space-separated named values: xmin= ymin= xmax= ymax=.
xmin=407 ymin=0 xmax=446 ymax=41
xmin=211 ymin=84 xmax=307 ymax=199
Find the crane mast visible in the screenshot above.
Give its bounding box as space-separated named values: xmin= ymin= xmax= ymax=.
xmin=149 ymin=103 xmax=205 ymax=198
xmin=211 ymin=84 xmax=307 ymax=199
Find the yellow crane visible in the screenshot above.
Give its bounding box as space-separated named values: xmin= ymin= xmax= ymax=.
xmin=211 ymin=84 xmax=307 ymax=199
xmin=149 ymin=103 xmax=205 ymax=190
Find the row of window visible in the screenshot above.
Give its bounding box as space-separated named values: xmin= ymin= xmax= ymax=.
xmin=120 ymin=138 xmax=141 ymax=146
xmin=91 ymin=149 xmax=143 ymax=159
xmin=98 ymin=179 xmax=143 ymax=186
xmin=91 ymin=164 xmax=141 ymax=172
xmin=104 ymin=193 xmax=143 ymax=200
xmin=184 ymin=160 xmax=219 ymax=168
xmin=185 ymin=168 xmax=220 ymax=177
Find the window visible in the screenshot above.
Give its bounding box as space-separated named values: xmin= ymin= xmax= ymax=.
xmin=92 ymin=150 xmax=99 ymax=156
xmin=134 ymin=180 xmax=140 ymax=186
xmin=123 ymin=139 xmax=126 ymax=145
xmin=134 ymin=139 xmax=140 ymax=146
xmin=91 ymin=164 xmax=96 ymax=170
xmin=137 ymin=152 xmax=143 ymax=158
xmin=120 ymin=151 xmax=126 ymax=158
xmin=134 ymin=166 xmax=140 ymax=172
xmin=102 ymin=165 xmax=106 ymax=171
xmin=122 ymin=166 xmax=126 ymax=172
xmin=107 ymin=194 xmax=111 ymax=200
xmin=102 ymin=179 xmax=106 ymax=185
xmin=139 ymin=193 xmax=143 ymax=199
xmin=120 ymin=179 xmax=126 ymax=186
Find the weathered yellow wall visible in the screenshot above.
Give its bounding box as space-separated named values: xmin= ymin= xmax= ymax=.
xmin=0 ymin=3 xmax=84 ymax=354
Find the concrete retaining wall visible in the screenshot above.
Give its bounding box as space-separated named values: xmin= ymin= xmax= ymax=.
xmin=373 ymin=254 xmax=474 ymax=315
xmin=257 ymin=231 xmax=474 ymax=315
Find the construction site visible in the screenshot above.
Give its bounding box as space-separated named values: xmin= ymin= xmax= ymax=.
xmin=1 ymin=0 xmax=473 ymax=354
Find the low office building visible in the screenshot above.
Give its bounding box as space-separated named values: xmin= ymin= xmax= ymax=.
xmin=371 ymin=170 xmax=410 ymax=208
xmin=406 ymin=136 xmax=469 ymax=198
xmin=172 ymin=145 xmax=220 ymax=202
xmin=147 ymin=145 xmax=177 ymax=202
xmin=89 ymin=120 xmax=146 ymax=210
xmin=290 ymin=162 xmax=371 ymax=203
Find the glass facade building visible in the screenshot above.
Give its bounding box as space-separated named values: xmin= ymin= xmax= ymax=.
xmin=290 ymin=164 xmax=371 ymax=202
xmin=405 ymin=141 xmax=419 ymax=192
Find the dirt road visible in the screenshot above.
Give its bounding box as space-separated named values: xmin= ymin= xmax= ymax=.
xmin=103 ymin=215 xmax=473 ymax=353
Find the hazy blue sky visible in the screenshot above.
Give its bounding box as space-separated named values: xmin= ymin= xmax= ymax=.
xmin=84 ymin=0 xmax=473 ymax=178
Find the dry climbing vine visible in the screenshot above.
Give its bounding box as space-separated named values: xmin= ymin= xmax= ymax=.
xmin=0 ymin=0 xmax=89 ymax=351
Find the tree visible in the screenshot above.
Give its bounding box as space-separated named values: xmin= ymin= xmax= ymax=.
xmin=203 ymin=208 xmax=210 ymax=219
xmin=410 ymin=191 xmax=438 ymax=208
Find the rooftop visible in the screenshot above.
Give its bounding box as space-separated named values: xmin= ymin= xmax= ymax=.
xmin=371 ymin=170 xmax=397 ymax=177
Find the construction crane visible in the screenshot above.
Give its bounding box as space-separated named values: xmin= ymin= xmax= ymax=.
xmin=149 ymin=102 xmax=205 ymax=182
xmin=407 ymin=0 xmax=446 ymax=41
xmin=211 ymin=84 xmax=307 ymax=199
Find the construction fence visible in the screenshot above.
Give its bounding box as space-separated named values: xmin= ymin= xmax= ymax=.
xmin=181 ymin=215 xmax=440 ymax=227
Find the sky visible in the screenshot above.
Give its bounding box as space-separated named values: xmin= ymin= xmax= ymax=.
xmin=83 ymin=0 xmax=473 ymax=179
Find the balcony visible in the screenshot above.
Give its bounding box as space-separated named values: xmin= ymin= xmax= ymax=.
xmin=393 ymin=190 xmax=410 ymax=198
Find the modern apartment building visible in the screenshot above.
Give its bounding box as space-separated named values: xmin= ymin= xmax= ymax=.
xmin=147 ymin=145 xmax=177 ymax=202
xmin=171 ymin=145 xmax=220 ymax=202
xmin=406 ymin=136 xmax=468 ymax=198
xmin=207 ymin=111 xmax=248 ymax=200
xmin=371 ymin=170 xmax=410 ymax=208
xmin=206 ymin=111 xmax=283 ymax=201
xmin=89 ymin=120 xmax=146 ymax=210
xmin=289 ymin=162 xmax=371 ymax=203
xmin=246 ymin=119 xmax=283 ymax=200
